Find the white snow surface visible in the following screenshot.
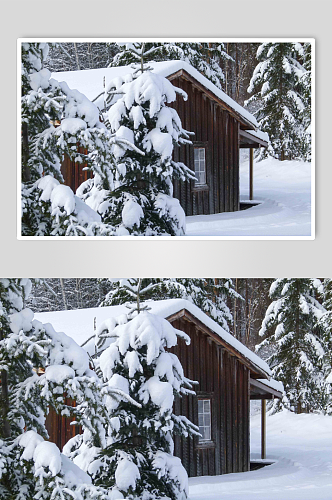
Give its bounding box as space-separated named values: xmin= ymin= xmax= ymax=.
xmin=37 ymin=175 xmax=101 ymax=224
xmin=18 ymin=430 xmax=91 ymax=485
xmin=189 ymin=410 xmax=332 ymax=500
xmin=115 ymin=458 xmax=140 ymax=491
xmin=186 ymin=158 xmax=312 ymax=237
xmin=52 ymin=60 xmax=258 ymax=129
xmin=34 ymin=298 xmax=271 ymax=378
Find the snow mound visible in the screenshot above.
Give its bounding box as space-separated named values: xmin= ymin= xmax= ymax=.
xmin=115 ymin=458 xmax=140 ymax=491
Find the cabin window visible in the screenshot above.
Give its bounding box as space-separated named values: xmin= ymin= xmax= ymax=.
xmin=198 ymin=398 xmax=211 ymax=441
xmin=194 ymin=147 xmax=206 ymax=185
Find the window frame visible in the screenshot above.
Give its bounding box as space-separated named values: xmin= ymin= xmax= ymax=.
xmin=195 ymin=393 xmax=215 ymax=449
xmin=198 ymin=398 xmax=212 ymax=442
xmin=194 ymin=147 xmax=206 ymax=186
xmin=191 ymin=141 xmax=209 ymax=192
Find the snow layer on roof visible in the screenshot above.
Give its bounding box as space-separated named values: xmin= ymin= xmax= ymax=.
xmin=257 ymin=378 xmax=284 ymax=394
xmin=35 ymin=298 xmax=271 ymax=377
xmin=52 ymin=60 xmax=258 ymax=129
xmin=245 ymin=129 xmax=269 ymax=143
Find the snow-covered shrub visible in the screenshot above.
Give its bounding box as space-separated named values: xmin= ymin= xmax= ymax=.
xmin=83 ymin=309 xmax=199 ymax=500
xmin=256 ymin=278 xmax=325 ymax=413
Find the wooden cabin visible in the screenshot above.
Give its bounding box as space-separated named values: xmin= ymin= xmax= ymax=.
xmin=54 ymin=61 xmax=268 ymax=216
xmin=36 ymin=299 xmax=281 ymax=478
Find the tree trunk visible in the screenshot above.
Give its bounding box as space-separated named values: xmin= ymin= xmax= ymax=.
xmin=0 ymin=322 xmax=11 ymax=438
xmin=59 ymin=278 xmax=68 ymax=310
xmin=22 ymin=122 xmax=31 ymax=182
xmin=73 ymin=43 xmax=81 ymax=70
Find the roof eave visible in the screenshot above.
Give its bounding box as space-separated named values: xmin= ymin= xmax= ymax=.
xmin=239 ymin=129 xmax=268 ymax=148
xmin=250 ymin=378 xmax=283 ymax=400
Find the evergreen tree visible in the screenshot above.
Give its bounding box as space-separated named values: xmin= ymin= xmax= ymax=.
xmin=246 ymin=42 xmax=306 ymax=161
xmin=319 ymin=278 xmax=332 ymax=413
xmin=256 ymin=278 xmax=325 ymax=413
xmin=0 ymin=278 xmax=133 ymax=499
xmin=299 ymin=42 xmax=312 ymax=161
xmin=109 ymin=42 xmax=233 ymax=91
xmin=100 ymin=278 xmax=242 ymax=334
xmin=88 ymin=283 xmax=199 ymax=500
xmin=21 ymin=42 xmax=137 ymax=236
xmin=79 ymin=44 xmax=195 ymax=235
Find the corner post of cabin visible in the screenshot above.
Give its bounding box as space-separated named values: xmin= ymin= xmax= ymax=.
xmin=261 ymin=398 xmax=266 ymax=459
xmin=249 ymin=148 xmax=254 ymax=201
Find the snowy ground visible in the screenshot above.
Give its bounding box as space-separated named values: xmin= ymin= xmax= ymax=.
xmin=185 ymin=158 xmax=312 ymax=237
xmin=189 ymin=410 xmax=332 ymax=500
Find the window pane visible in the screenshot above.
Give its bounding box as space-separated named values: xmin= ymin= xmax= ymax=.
xmin=194 ymin=148 xmax=206 ymax=185
xmin=203 ymin=427 xmax=210 ymax=440
xmin=204 ymin=413 xmax=211 ymax=427
xmin=198 ymin=399 xmax=211 ymax=442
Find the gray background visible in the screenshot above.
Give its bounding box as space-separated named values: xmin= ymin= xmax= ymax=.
xmin=3 ymin=0 xmax=331 ymax=278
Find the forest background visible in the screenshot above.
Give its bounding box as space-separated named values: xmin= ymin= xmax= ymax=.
xmin=27 ymin=277 xmax=284 ymax=351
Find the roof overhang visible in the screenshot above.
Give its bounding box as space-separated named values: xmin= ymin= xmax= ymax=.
xmin=239 ymin=129 xmax=268 ymax=149
xmin=250 ymin=378 xmax=283 ymax=400
xmin=167 ymin=69 xmax=256 ymax=131
xmin=166 ymin=308 xmax=269 ymax=379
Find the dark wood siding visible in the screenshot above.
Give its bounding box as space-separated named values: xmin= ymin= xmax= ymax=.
xmin=45 ymin=397 xmax=80 ymax=451
xmin=61 ymin=149 xmax=92 ymax=194
xmin=171 ymin=75 xmax=240 ymax=216
xmin=169 ymin=317 xmax=250 ymax=477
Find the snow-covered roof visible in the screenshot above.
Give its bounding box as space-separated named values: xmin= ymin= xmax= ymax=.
xmin=52 ymin=60 xmax=258 ymax=129
xmin=245 ymin=129 xmax=269 ymax=143
xmin=257 ymin=378 xmax=284 ymax=394
xmin=34 ymin=298 xmax=271 ymax=378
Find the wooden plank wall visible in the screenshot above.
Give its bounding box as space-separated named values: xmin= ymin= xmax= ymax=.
xmin=61 ymin=150 xmax=92 ymax=194
xmin=170 ymin=317 xmax=250 ymax=477
xmin=45 ymin=398 xmax=80 ymax=451
xmin=171 ymin=76 xmax=240 ymax=216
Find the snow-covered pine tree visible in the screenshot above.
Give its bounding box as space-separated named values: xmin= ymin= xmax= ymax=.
xmin=100 ymin=278 xmax=242 ymax=334
xmin=89 ymin=282 xmax=199 ymax=500
xmin=0 ymin=278 xmax=134 ymax=499
xmin=79 ymin=43 xmax=195 ymax=235
xmin=109 ymin=42 xmax=233 ymax=91
xmin=300 ymin=42 xmax=312 ymax=161
xmin=256 ymin=278 xmax=325 ymax=413
xmin=21 ymin=42 xmax=139 ymax=236
xmin=318 ymin=278 xmax=332 ymax=414
xmin=246 ymin=43 xmax=306 ymax=161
